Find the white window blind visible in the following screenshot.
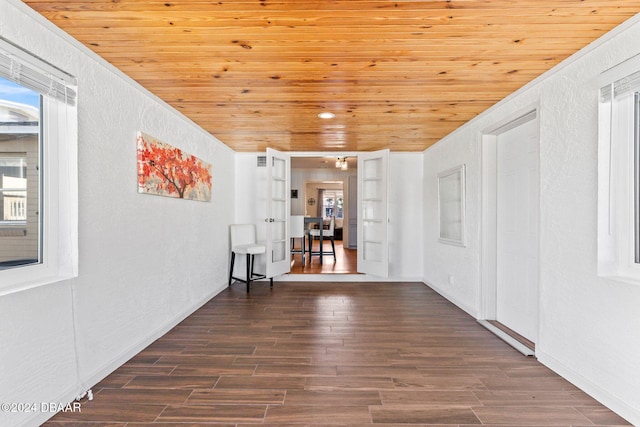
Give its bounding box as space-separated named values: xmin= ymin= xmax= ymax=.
xmin=600 ymin=69 xmax=640 ymax=102
xmin=0 ymin=36 xmax=76 ymax=105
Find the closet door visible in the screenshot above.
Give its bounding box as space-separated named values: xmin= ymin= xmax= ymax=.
xmin=496 ymin=119 xmax=539 ymax=343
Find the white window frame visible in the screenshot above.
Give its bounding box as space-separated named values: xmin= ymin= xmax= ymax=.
xmin=597 ymin=54 xmax=640 ymax=284
xmin=0 ymin=39 xmax=78 ymax=296
xmin=438 ymin=164 xmax=466 ymax=247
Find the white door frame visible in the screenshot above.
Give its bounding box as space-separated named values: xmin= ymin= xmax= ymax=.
xmin=287 ymin=151 xmax=390 ymax=278
xmin=480 ymin=107 xmax=540 ymax=334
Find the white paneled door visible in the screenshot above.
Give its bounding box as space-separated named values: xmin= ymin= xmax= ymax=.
xmin=265 ymin=148 xmax=291 ymax=279
xmin=496 ymin=118 xmax=540 ymax=343
xmin=357 ymin=149 xmax=389 ymax=278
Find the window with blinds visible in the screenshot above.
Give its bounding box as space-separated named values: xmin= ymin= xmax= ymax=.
xmin=0 ymin=36 xmax=78 ymax=293
xmin=0 ymin=37 xmax=76 ymax=105
xmin=597 ymin=55 xmax=640 ymax=282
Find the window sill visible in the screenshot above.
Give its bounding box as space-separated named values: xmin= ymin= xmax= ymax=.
xmin=600 ymin=274 xmax=640 ymax=287
xmin=0 ymin=267 xmax=73 ymax=297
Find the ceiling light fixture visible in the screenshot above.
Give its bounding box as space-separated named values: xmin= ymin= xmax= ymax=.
xmin=318 ymin=111 xmax=335 ymax=119
xmin=335 ymin=157 xmax=348 ymax=170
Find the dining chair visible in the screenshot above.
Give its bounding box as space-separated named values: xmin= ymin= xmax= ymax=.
xmin=308 ymin=215 xmax=336 ymax=263
xmin=290 ymin=215 xmax=307 ymax=264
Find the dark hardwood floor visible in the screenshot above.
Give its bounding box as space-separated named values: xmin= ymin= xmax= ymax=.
xmin=45 ymin=282 xmax=631 ymax=426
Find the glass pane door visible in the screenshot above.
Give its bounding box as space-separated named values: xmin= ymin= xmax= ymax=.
xmin=357 ymin=149 xmax=389 ymax=277
xmin=266 ymin=148 xmax=290 ymax=278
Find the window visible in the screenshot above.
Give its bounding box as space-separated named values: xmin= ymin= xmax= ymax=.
xmin=597 ymin=56 xmax=640 ymax=282
xmin=322 ymin=190 xmax=343 ymax=219
xmin=0 ymin=37 xmax=77 ymax=294
xmin=0 ymin=156 xmax=28 ymax=221
xmin=0 ymin=80 xmax=41 ymax=268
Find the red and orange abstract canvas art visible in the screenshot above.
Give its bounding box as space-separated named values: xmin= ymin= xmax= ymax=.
xmin=136 ymin=131 xmax=212 ymax=201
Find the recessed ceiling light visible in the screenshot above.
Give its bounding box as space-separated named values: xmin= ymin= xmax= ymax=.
xmin=318 ymin=112 xmax=335 ymax=119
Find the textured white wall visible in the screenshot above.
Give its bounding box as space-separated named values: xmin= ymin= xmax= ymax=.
xmin=423 ymin=140 xmax=481 ymax=317
xmin=389 ymin=153 xmax=423 ymax=279
xmin=235 ymin=152 xmax=423 ymax=280
xmin=0 ymin=2 xmax=234 ymax=426
xmin=423 ymin=14 xmax=640 ymax=424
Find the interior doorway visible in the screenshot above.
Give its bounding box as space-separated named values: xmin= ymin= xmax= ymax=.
xmin=289 ymin=156 xmax=358 ymax=274
xmin=480 ymin=109 xmax=540 ymax=355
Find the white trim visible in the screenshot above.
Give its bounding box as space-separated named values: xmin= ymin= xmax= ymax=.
xmin=0 ymin=36 xmax=77 ymax=105
xmin=277 ymin=274 xmax=423 ymax=282
xmin=27 ymin=286 xmax=223 ymax=426
xmin=595 ymin=52 xmax=640 ymax=90
xmin=437 ymin=164 xmax=466 ymax=247
xmin=597 ymin=62 xmax=640 ymax=284
xmin=422 ymin=279 xmax=479 ymax=319
xmin=537 ymin=350 xmax=639 ymax=426
xmin=0 ymin=84 xmax=78 ymax=295
xmin=479 ymin=108 xmax=539 ymax=328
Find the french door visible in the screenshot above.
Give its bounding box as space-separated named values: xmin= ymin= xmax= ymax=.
xmin=357 ymin=149 xmax=389 ymax=277
xmin=265 ymin=148 xmax=291 ymax=278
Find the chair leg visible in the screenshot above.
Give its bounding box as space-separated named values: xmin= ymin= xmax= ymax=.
xmin=228 ymin=251 xmax=236 ymax=287
xmin=331 ymin=236 xmax=336 ymax=261
xmin=246 ymin=253 xmax=252 ymax=293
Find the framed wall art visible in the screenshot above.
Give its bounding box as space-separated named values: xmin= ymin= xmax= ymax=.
xmin=136 ymin=131 xmax=212 ymax=202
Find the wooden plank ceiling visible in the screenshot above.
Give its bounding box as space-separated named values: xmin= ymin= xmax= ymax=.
xmin=24 ymin=0 xmax=640 ymax=152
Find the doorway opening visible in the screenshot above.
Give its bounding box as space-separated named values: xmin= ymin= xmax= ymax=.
xmin=480 ymin=108 xmax=540 ymax=356
xmin=290 ymin=156 xmax=358 ymax=274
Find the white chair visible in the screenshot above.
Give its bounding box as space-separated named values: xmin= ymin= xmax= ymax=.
xmin=308 ymin=216 xmax=336 ymax=263
xmin=228 ymin=224 xmax=273 ymax=292
xmin=290 ymin=215 xmax=307 ymax=264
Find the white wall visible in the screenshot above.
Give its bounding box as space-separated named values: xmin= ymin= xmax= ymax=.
xmin=291 ymin=167 xmax=354 ymax=216
xmin=389 ymin=153 xmax=423 ymax=280
xmin=236 ymin=152 xmax=423 ymax=280
xmin=423 ymin=14 xmax=640 ymax=424
xmin=0 ymin=2 xmax=235 ymax=426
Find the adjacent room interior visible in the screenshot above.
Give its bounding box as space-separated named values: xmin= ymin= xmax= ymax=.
xmin=290 ymin=156 xmax=357 ymax=275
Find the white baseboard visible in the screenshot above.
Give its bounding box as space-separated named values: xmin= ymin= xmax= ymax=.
xmin=30 ymin=284 xmax=226 ymax=427
xmin=275 ymin=274 xmax=424 ymax=282
xmin=21 ymin=383 xmax=83 ymax=427
xmin=537 ymin=350 xmax=639 ymax=426
xmin=421 ymin=279 xmax=479 ymax=318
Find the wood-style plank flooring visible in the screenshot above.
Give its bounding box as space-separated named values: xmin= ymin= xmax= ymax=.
xmin=44 ymin=282 xmax=631 ymax=426
xmin=289 ymin=239 xmax=358 ymax=275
